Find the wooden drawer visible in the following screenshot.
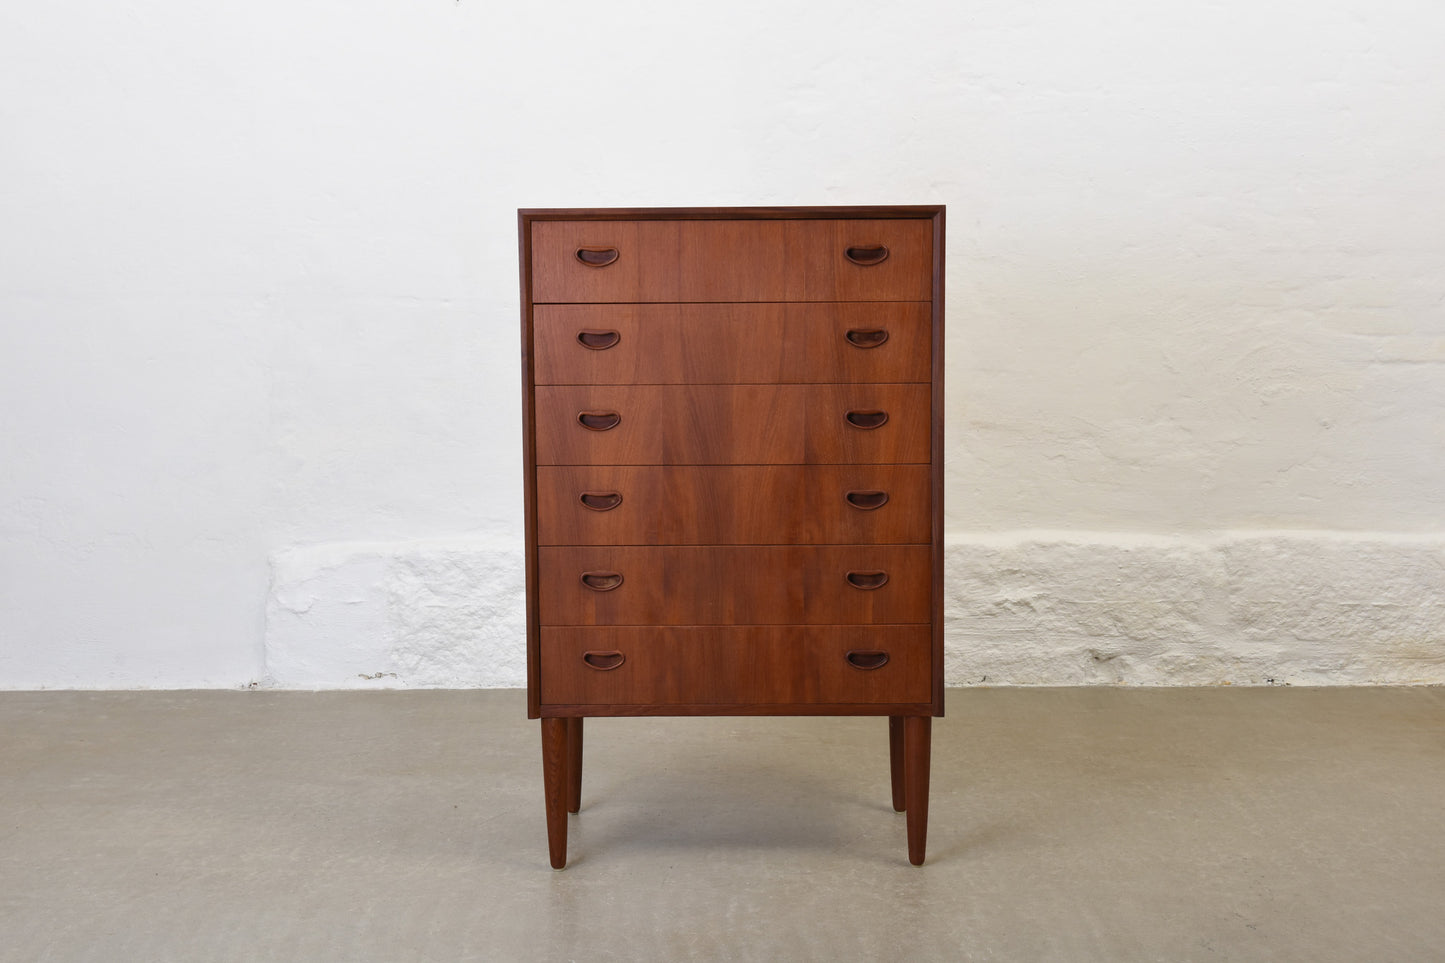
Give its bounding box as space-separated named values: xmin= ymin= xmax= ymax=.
xmin=533 ymin=384 xmax=930 ymax=465
xmin=540 ymin=626 xmax=932 ymax=706
xmin=536 ymin=465 xmax=931 ymax=545
xmin=538 ymin=545 xmax=930 ymax=625
xmin=529 ymin=219 xmax=932 ymax=303
xmin=533 ymin=302 xmax=931 ymax=386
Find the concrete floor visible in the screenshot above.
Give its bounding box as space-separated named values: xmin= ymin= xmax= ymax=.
xmin=2 ymin=689 xmax=1443 ymax=962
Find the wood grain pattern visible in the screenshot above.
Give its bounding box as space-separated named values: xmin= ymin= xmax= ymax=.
xmin=538 ymin=545 xmax=930 ymax=625
xmin=518 ymin=206 xmax=944 ymax=867
xmin=537 ymin=703 xmax=933 ymax=718
xmin=519 ymin=211 xmax=542 ymax=720
xmin=521 ymin=206 xmax=943 ymax=220
xmin=540 ymin=626 xmax=931 ymax=705
xmin=565 ymin=717 xmax=582 ymax=814
xmin=533 ymin=302 xmax=931 ymax=385
xmin=889 ymin=716 xmax=906 ymax=812
xmin=536 ymin=465 xmax=931 ymax=545
xmin=905 ymin=716 xmax=932 ymax=865
xmin=530 ymin=219 xmax=932 ymax=303
xmin=540 ymin=717 xmax=568 ymax=868
xmin=930 ymin=208 xmax=946 ymax=717
xmin=534 ymin=384 xmax=930 ymax=465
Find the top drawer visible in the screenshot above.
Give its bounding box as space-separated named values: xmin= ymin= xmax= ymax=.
xmin=529 ymin=219 xmax=932 ymax=303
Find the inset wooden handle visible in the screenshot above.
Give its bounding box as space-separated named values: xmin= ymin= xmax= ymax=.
xmin=844 ymin=245 xmax=889 ymax=266
xmin=577 ymin=410 xmax=621 ymax=431
xmin=845 ymin=490 xmax=889 ymax=511
xmin=577 ymin=329 xmax=621 ymax=350
xmin=845 ymin=409 xmax=889 ymax=430
xmin=579 ymin=491 xmax=622 ymax=512
xmin=582 ymin=650 xmax=625 ymax=670
xmin=845 ymin=328 xmax=889 ymax=348
xmin=845 ymin=650 xmax=890 ymax=670
xmin=575 ymin=248 xmax=619 ymax=267
xmin=580 ymin=571 xmax=623 ymax=592
xmin=845 ymin=570 xmax=889 ymax=590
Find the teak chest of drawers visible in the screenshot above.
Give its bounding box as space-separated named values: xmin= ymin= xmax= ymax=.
xmin=519 ymin=206 xmax=944 ymax=867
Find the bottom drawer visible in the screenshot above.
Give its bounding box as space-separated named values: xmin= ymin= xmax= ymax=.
xmin=540 ymin=626 xmax=931 ymax=706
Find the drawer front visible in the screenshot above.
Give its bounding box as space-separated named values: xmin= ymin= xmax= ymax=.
xmin=533 ymin=302 xmax=931 ymax=386
xmin=534 ymin=384 xmax=930 ymax=465
xmin=537 ymin=465 xmax=931 ymax=545
xmin=540 ymin=626 xmax=931 ymax=706
xmin=538 ymin=545 xmax=930 ymax=625
xmin=530 ymin=219 xmax=932 ymax=303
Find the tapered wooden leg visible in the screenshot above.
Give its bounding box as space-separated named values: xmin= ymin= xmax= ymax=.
xmin=541 ymin=718 xmax=568 ymax=869
xmin=566 ymin=717 xmax=583 ymax=814
xmin=904 ymin=716 xmax=932 ymax=866
xmin=888 ymin=716 xmax=906 ymax=812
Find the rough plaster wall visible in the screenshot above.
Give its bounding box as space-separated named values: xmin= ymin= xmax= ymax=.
xmin=265 ymin=534 xmax=1444 ymax=689
xmin=266 ymin=538 xmax=528 ymax=688
xmin=2 ymin=1 xmax=1442 ymax=687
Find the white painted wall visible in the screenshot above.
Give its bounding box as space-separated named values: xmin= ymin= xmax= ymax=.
xmin=2 ymin=1 xmax=1441 ymax=688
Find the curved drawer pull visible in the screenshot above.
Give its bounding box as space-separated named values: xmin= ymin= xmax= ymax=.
xmin=845 ymin=409 xmax=889 ymax=430
xmin=577 ymin=410 xmax=621 ymax=431
xmin=575 ymin=247 xmax=619 ymax=267
xmin=577 ymin=329 xmax=621 ymax=350
xmin=844 ymin=245 xmax=889 ymax=266
xmin=579 ymin=491 xmax=623 ymax=512
xmin=845 ymin=570 xmax=889 ymax=590
xmin=582 ymin=650 xmax=626 ymax=671
xmin=845 ymin=490 xmax=889 ymax=511
xmin=580 ymin=571 xmax=623 ymax=592
xmin=844 ymin=328 xmax=889 ymax=348
xmin=845 ymin=650 xmax=890 ymax=670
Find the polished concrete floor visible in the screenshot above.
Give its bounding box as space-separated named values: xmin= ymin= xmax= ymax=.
xmin=2 ymin=688 xmax=1443 ymax=962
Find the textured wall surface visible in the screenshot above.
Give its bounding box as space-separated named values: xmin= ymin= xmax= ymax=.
xmin=266 ymin=538 xmax=528 ymax=688
xmin=2 ymin=1 xmax=1442 ymax=687
xmin=265 ymin=535 xmax=1444 ymax=688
